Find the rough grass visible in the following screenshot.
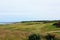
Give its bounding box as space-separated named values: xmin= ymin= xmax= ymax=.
xmin=0 ymin=21 xmax=60 ymax=40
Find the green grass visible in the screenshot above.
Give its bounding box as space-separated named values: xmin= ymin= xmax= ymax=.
xmin=0 ymin=21 xmax=60 ymax=40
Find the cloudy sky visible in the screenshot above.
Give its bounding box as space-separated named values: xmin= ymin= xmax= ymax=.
xmin=0 ymin=0 xmax=60 ymax=22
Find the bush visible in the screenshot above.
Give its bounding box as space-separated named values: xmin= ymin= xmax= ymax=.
xmin=28 ymin=34 xmax=41 ymax=40
xmin=53 ymin=22 xmax=60 ymax=28
xmin=45 ymin=33 xmax=55 ymax=40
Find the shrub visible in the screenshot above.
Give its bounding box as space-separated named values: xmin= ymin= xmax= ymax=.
xmin=53 ymin=22 xmax=60 ymax=28
xmin=28 ymin=34 xmax=41 ymax=40
xmin=45 ymin=33 xmax=55 ymax=40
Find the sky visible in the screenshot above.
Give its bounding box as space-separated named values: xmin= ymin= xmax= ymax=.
xmin=0 ymin=0 xmax=60 ymax=22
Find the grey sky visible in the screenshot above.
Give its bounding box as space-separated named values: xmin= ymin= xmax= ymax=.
xmin=0 ymin=0 xmax=60 ymax=22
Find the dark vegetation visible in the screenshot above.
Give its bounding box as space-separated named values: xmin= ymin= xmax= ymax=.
xmin=53 ymin=22 xmax=60 ymax=28
xmin=21 ymin=20 xmax=60 ymax=23
xmin=28 ymin=34 xmax=41 ymax=40
xmin=28 ymin=33 xmax=56 ymax=40
xmin=45 ymin=33 xmax=55 ymax=40
xmin=28 ymin=33 xmax=60 ymax=40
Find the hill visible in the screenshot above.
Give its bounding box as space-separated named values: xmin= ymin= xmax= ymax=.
xmin=0 ymin=20 xmax=60 ymax=40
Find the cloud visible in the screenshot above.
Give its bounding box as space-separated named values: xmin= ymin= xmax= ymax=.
xmin=0 ymin=0 xmax=60 ymax=22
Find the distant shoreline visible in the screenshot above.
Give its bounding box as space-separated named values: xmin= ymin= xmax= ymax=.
xmin=0 ymin=20 xmax=60 ymax=24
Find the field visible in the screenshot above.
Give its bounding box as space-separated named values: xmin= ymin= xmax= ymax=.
xmin=0 ymin=21 xmax=60 ymax=40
